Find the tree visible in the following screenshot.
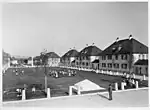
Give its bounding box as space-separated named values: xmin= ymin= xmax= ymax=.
xmin=40 ymin=49 xmax=49 ymax=93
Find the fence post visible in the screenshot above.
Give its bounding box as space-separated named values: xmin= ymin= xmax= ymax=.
xmin=22 ymin=89 xmax=26 ymax=100
xmin=133 ymin=74 xmax=135 ymax=79
xmin=47 ymin=88 xmax=51 ymax=98
xmin=115 ymin=83 xmax=118 ymax=91
xmin=77 ymin=86 xmax=81 ymax=95
xmin=143 ymin=75 xmax=146 ymax=80
xmin=121 ymin=82 xmax=124 ymax=90
xmin=69 ymin=86 xmax=72 ymax=96
xmin=136 ymin=81 xmax=139 ymax=89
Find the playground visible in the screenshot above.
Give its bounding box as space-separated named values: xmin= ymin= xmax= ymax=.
xmin=3 ymin=66 xmax=148 ymax=101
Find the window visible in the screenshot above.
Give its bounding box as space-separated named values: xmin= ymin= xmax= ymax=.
xmin=115 ymin=55 xmax=118 ymax=60
xmin=107 ymin=63 xmax=112 ymax=68
xmin=102 ymin=63 xmax=106 ymax=67
xmin=124 ymin=54 xmax=127 ymax=60
xmin=102 ymin=56 xmax=106 ymax=60
xmin=145 ymin=67 xmax=148 ymax=74
xmin=121 ymin=64 xmax=127 ymax=69
xmin=86 ymin=62 xmax=88 ymax=66
xmin=146 ymin=54 xmax=148 ymax=59
xmin=108 ymin=55 xmax=112 ymax=60
xmin=121 ymin=55 xmax=124 ymax=60
xmin=116 ymin=64 xmax=119 ymax=68
xmin=142 ymin=54 xmax=145 ymax=59
xmin=113 ymin=63 xmax=119 ymax=68
xmin=82 ymin=62 xmax=85 ymax=65
xmin=138 ymin=54 xmax=141 ymax=59
xmin=121 ymin=54 xmax=127 ymax=60
xmin=139 ymin=67 xmax=142 ymax=74
xmin=76 ymin=62 xmax=78 ymax=65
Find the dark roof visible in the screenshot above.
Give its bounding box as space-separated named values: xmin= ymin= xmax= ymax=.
xmin=134 ymin=59 xmax=148 ymax=65
xmin=92 ymin=59 xmax=99 ymax=63
xmin=77 ymin=45 xmax=102 ymax=57
xmin=100 ymin=38 xmax=148 ymax=55
xmin=62 ymin=49 xmax=79 ymax=58
xmin=46 ymin=52 xmax=60 ymax=58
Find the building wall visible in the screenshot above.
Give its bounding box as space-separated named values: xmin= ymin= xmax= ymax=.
xmin=99 ymin=54 xmax=130 ymax=72
xmin=99 ymin=53 xmax=148 ymax=73
xmin=92 ymin=63 xmax=99 ymax=70
xmin=62 ymin=57 xmax=76 ymax=66
xmin=133 ymin=54 xmax=148 ymax=63
xmin=134 ymin=65 xmax=148 ymax=75
xmin=48 ymin=58 xmax=60 ymax=66
xmin=11 ymin=60 xmax=18 ymax=64
xmin=75 ymin=56 xmax=99 ymax=69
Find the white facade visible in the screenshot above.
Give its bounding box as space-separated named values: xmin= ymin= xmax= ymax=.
xmin=99 ymin=53 xmax=148 ymax=73
xmin=48 ymin=58 xmax=60 ymax=67
xmin=11 ymin=60 xmax=18 ymax=64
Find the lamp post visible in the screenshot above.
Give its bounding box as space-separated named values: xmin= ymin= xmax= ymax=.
xmin=40 ymin=49 xmax=48 ymax=93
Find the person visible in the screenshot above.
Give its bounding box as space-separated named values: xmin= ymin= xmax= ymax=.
xmin=108 ymin=84 xmax=113 ymax=100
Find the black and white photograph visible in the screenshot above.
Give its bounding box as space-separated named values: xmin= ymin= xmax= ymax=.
xmin=2 ymin=1 xmax=149 ymax=108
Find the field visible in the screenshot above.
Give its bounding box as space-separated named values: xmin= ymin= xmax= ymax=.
xmin=3 ymin=67 xmax=148 ymax=101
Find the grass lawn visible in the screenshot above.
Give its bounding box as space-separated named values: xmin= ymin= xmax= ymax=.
xmin=3 ymin=67 xmax=148 ymax=101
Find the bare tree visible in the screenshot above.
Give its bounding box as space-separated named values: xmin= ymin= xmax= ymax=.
xmin=40 ymin=49 xmax=48 ymax=93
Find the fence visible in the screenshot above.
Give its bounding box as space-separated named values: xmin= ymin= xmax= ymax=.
xmin=3 ymin=78 xmax=148 ymax=102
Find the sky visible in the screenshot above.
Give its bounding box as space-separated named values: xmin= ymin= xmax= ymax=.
xmin=2 ymin=2 xmax=148 ymax=57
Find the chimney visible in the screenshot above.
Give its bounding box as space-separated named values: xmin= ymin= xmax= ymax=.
xmin=92 ymin=43 xmax=95 ymax=46
xmin=86 ymin=44 xmax=88 ymax=47
xmin=129 ymin=34 xmax=133 ymax=40
xmin=116 ymin=37 xmax=119 ymax=42
xmin=73 ymin=47 xmax=75 ymax=49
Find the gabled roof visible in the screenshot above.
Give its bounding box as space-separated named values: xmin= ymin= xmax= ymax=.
xmin=77 ymin=45 xmax=102 ymax=57
xmin=100 ymin=38 xmax=148 ymax=55
xmin=62 ymin=49 xmax=79 ymax=58
xmin=134 ymin=59 xmax=148 ymax=65
xmin=46 ymin=52 xmax=60 ymax=58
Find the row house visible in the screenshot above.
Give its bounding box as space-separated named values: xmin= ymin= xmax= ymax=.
xmin=61 ymin=49 xmax=79 ymax=67
xmin=46 ymin=52 xmax=60 ymax=67
xmin=134 ymin=59 xmax=148 ymax=76
xmin=2 ymin=50 xmax=11 ymax=68
xmin=10 ymin=55 xmax=29 ymax=65
xmin=75 ymin=45 xmax=102 ymax=69
xmin=99 ymin=35 xmax=148 ymax=75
